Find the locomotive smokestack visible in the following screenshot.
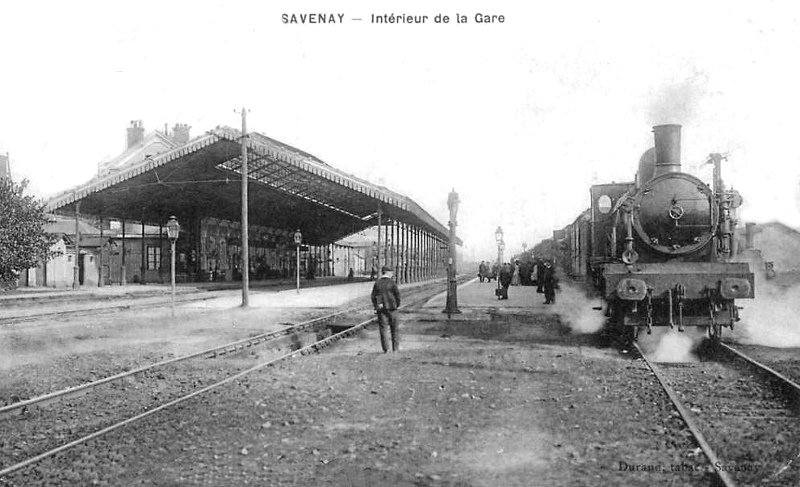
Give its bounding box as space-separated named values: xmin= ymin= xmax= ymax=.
xmin=652 ymin=124 xmax=682 ymax=177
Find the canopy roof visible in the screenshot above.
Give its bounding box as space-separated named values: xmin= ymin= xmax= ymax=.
xmin=47 ymin=127 xmax=448 ymax=245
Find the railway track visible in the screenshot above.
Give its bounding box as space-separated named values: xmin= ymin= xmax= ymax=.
xmin=0 ymin=279 xmax=375 ymax=326
xmin=0 ymin=293 xmax=221 ymax=326
xmin=0 ymin=281 xmax=446 ymax=477
xmin=634 ymin=341 xmax=800 ymax=486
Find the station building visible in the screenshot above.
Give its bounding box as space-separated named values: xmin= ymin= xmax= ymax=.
xmin=42 ymin=121 xmax=451 ymax=287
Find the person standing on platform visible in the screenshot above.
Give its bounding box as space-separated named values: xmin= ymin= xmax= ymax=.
xmin=543 ymin=261 xmax=558 ymax=304
xmin=511 ymin=260 xmax=521 ymax=286
xmin=498 ymin=262 xmax=513 ymax=300
xmin=478 ymin=261 xmax=487 ymax=283
xmin=536 ymin=259 xmax=546 ymax=294
xmin=371 ymin=265 xmax=401 ymax=353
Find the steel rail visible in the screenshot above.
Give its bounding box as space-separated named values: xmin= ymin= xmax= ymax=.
xmin=0 ymin=288 xmax=437 ymax=476
xmin=0 ymin=279 xmax=447 ymax=417
xmin=0 ymin=304 xmax=368 ymax=418
xmin=633 ymin=343 xmax=737 ymax=487
xmin=0 ymin=315 xmax=377 ymax=477
xmin=718 ymin=342 xmax=800 ymax=393
xmin=0 ymin=294 xmax=219 ymax=326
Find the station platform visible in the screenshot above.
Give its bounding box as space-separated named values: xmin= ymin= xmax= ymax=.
xmin=424 ymin=278 xmax=547 ymax=311
xmin=0 ymin=276 xmax=454 ymax=316
xmin=0 ymin=276 xmax=369 ymax=307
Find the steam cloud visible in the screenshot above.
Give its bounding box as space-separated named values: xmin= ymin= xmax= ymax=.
xmin=736 ymin=273 xmax=800 ymax=347
xmin=734 ymin=238 xmax=800 ymax=348
xmin=637 ymin=328 xmax=705 ymax=363
xmin=552 ymin=282 xmax=605 ymax=334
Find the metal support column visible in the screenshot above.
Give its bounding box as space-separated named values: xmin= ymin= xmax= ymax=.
xmin=121 ymin=216 xmax=127 ymax=285
xmin=98 ymin=215 xmax=104 ymax=287
xmin=73 ymin=200 xmax=81 ymax=289
xmin=376 ymin=209 xmax=382 ymax=271
xmin=403 ymin=223 xmax=409 ymax=282
xmin=384 ymin=220 xmax=389 ymax=269
xmin=140 ymin=213 xmax=146 ymax=285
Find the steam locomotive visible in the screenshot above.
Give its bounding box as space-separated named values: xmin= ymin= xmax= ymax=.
xmin=549 ymin=124 xmax=754 ymax=340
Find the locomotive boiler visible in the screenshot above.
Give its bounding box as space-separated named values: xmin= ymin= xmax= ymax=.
xmin=557 ymin=124 xmax=754 ymax=340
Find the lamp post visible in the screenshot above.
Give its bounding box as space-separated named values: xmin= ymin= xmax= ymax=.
xmin=443 ymin=189 xmax=461 ymax=316
xmin=166 ymin=216 xmax=180 ymax=317
xmin=495 ymin=226 xmax=504 ymax=291
xmin=294 ymin=229 xmax=302 ymax=294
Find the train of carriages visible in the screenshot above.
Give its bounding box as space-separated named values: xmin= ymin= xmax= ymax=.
xmin=535 ymin=124 xmax=754 ymax=340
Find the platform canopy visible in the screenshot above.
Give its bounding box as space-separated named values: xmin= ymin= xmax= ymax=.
xmin=47 ymin=127 xmax=449 ymax=245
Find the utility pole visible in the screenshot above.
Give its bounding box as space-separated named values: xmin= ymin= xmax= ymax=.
xmin=238 ymin=108 xmax=250 ymax=307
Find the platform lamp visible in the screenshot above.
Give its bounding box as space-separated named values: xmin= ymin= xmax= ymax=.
xmin=166 ymin=216 xmax=180 ymax=317
xmin=294 ymin=229 xmax=303 ymax=294
xmin=495 ymin=226 xmax=504 ymax=290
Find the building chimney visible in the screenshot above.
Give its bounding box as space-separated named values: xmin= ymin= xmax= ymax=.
xmin=0 ymin=152 xmax=9 ymax=180
xmin=127 ymin=120 xmax=145 ymax=149
xmin=745 ymin=222 xmax=756 ymax=250
xmin=652 ymin=124 xmax=682 ymax=177
xmin=171 ymin=123 xmax=191 ymax=145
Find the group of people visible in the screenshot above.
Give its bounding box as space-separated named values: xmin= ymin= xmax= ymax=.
xmin=479 ymin=258 xmax=558 ymax=304
xmin=368 ymin=258 xmax=559 ymax=355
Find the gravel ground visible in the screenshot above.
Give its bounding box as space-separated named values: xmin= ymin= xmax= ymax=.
xmin=0 ymin=304 xmax=320 ymax=404
xmin=726 ymin=342 xmax=800 ymax=385
xmin=656 ymin=357 xmax=800 ymax=486
xmin=2 ymin=308 xmax=715 ymax=486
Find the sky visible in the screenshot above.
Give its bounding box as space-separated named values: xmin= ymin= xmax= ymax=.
xmin=1 ymin=0 xmax=800 ymax=261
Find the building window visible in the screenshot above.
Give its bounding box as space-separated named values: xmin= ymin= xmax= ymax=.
xmin=147 ymin=245 xmax=161 ymax=270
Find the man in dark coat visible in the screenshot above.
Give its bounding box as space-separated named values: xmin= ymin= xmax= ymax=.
xmin=542 ymin=261 xmax=557 ymax=304
xmin=536 ymin=259 xmax=546 ymax=294
xmin=371 ymin=266 xmax=401 ymax=352
xmin=497 ymin=262 xmax=513 ymax=300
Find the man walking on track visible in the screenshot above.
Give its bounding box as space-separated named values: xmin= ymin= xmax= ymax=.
xmin=371 ymin=265 xmax=401 ymax=353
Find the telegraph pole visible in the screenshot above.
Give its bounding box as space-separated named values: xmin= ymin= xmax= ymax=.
xmin=238 ymin=108 xmax=250 ymax=307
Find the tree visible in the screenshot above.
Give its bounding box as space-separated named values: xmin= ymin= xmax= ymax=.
xmin=0 ymin=178 xmax=58 ymax=290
